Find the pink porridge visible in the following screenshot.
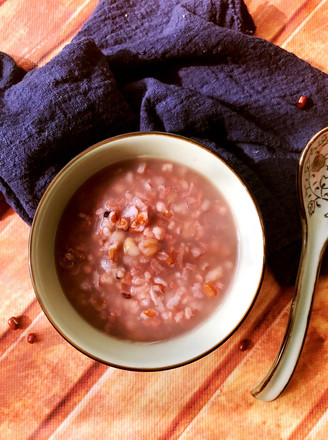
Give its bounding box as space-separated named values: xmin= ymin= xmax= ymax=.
xmin=55 ymin=158 xmax=238 ymax=342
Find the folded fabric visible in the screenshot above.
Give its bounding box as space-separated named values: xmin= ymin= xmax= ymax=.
xmin=1 ymin=0 xmax=328 ymax=285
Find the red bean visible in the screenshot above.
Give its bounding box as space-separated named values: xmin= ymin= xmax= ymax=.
xmin=8 ymin=316 xmax=19 ymax=330
xmin=27 ymin=333 xmax=36 ymax=344
xmin=297 ymin=95 xmax=308 ymax=108
xmin=143 ymin=309 xmax=156 ymax=318
xmin=122 ymin=292 xmax=132 ymax=299
xmin=239 ymin=339 xmax=249 ymax=351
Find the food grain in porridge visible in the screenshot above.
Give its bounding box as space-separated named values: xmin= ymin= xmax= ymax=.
xmin=55 ymin=158 xmax=238 ymax=342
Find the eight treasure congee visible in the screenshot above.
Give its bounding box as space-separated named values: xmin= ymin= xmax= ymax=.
xmin=55 ymin=158 xmax=238 ymax=343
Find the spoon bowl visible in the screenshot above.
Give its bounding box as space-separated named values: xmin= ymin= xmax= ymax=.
xmin=252 ymin=127 xmax=328 ymax=401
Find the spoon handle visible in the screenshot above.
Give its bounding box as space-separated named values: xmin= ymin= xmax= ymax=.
xmin=251 ymin=229 xmax=326 ymax=401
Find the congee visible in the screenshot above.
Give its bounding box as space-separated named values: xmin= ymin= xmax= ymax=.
xmin=55 ymin=158 xmax=238 ymax=342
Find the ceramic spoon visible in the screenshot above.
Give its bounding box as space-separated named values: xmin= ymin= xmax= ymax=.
xmin=251 ymin=127 xmax=328 ymax=401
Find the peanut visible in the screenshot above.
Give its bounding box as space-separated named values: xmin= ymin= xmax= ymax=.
xmin=124 ymin=237 xmax=140 ymax=256
xmin=139 ymin=239 xmax=159 ymax=256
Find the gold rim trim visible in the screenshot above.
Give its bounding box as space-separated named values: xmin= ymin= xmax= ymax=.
xmin=29 ymin=131 xmax=266 ymax=371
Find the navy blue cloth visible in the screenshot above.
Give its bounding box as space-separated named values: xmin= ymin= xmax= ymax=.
xmin=1 ymin=0 xmax=328 ymax=284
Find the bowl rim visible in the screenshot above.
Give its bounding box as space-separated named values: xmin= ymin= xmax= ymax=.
xmin=29 ymin=131 xmax=266 ymax=371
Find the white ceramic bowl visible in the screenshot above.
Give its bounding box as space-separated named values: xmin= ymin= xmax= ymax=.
xmin=29 ymin=132 xmax=265 ymax=370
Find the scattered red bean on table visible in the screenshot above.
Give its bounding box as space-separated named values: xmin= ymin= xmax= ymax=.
xmin=239 ymin=339 xmax=249 ymax=351
xmin=27 ymin=333 xmax=36 ymax=344
xmin=8 ymin=316 xmax=19 ymax=330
